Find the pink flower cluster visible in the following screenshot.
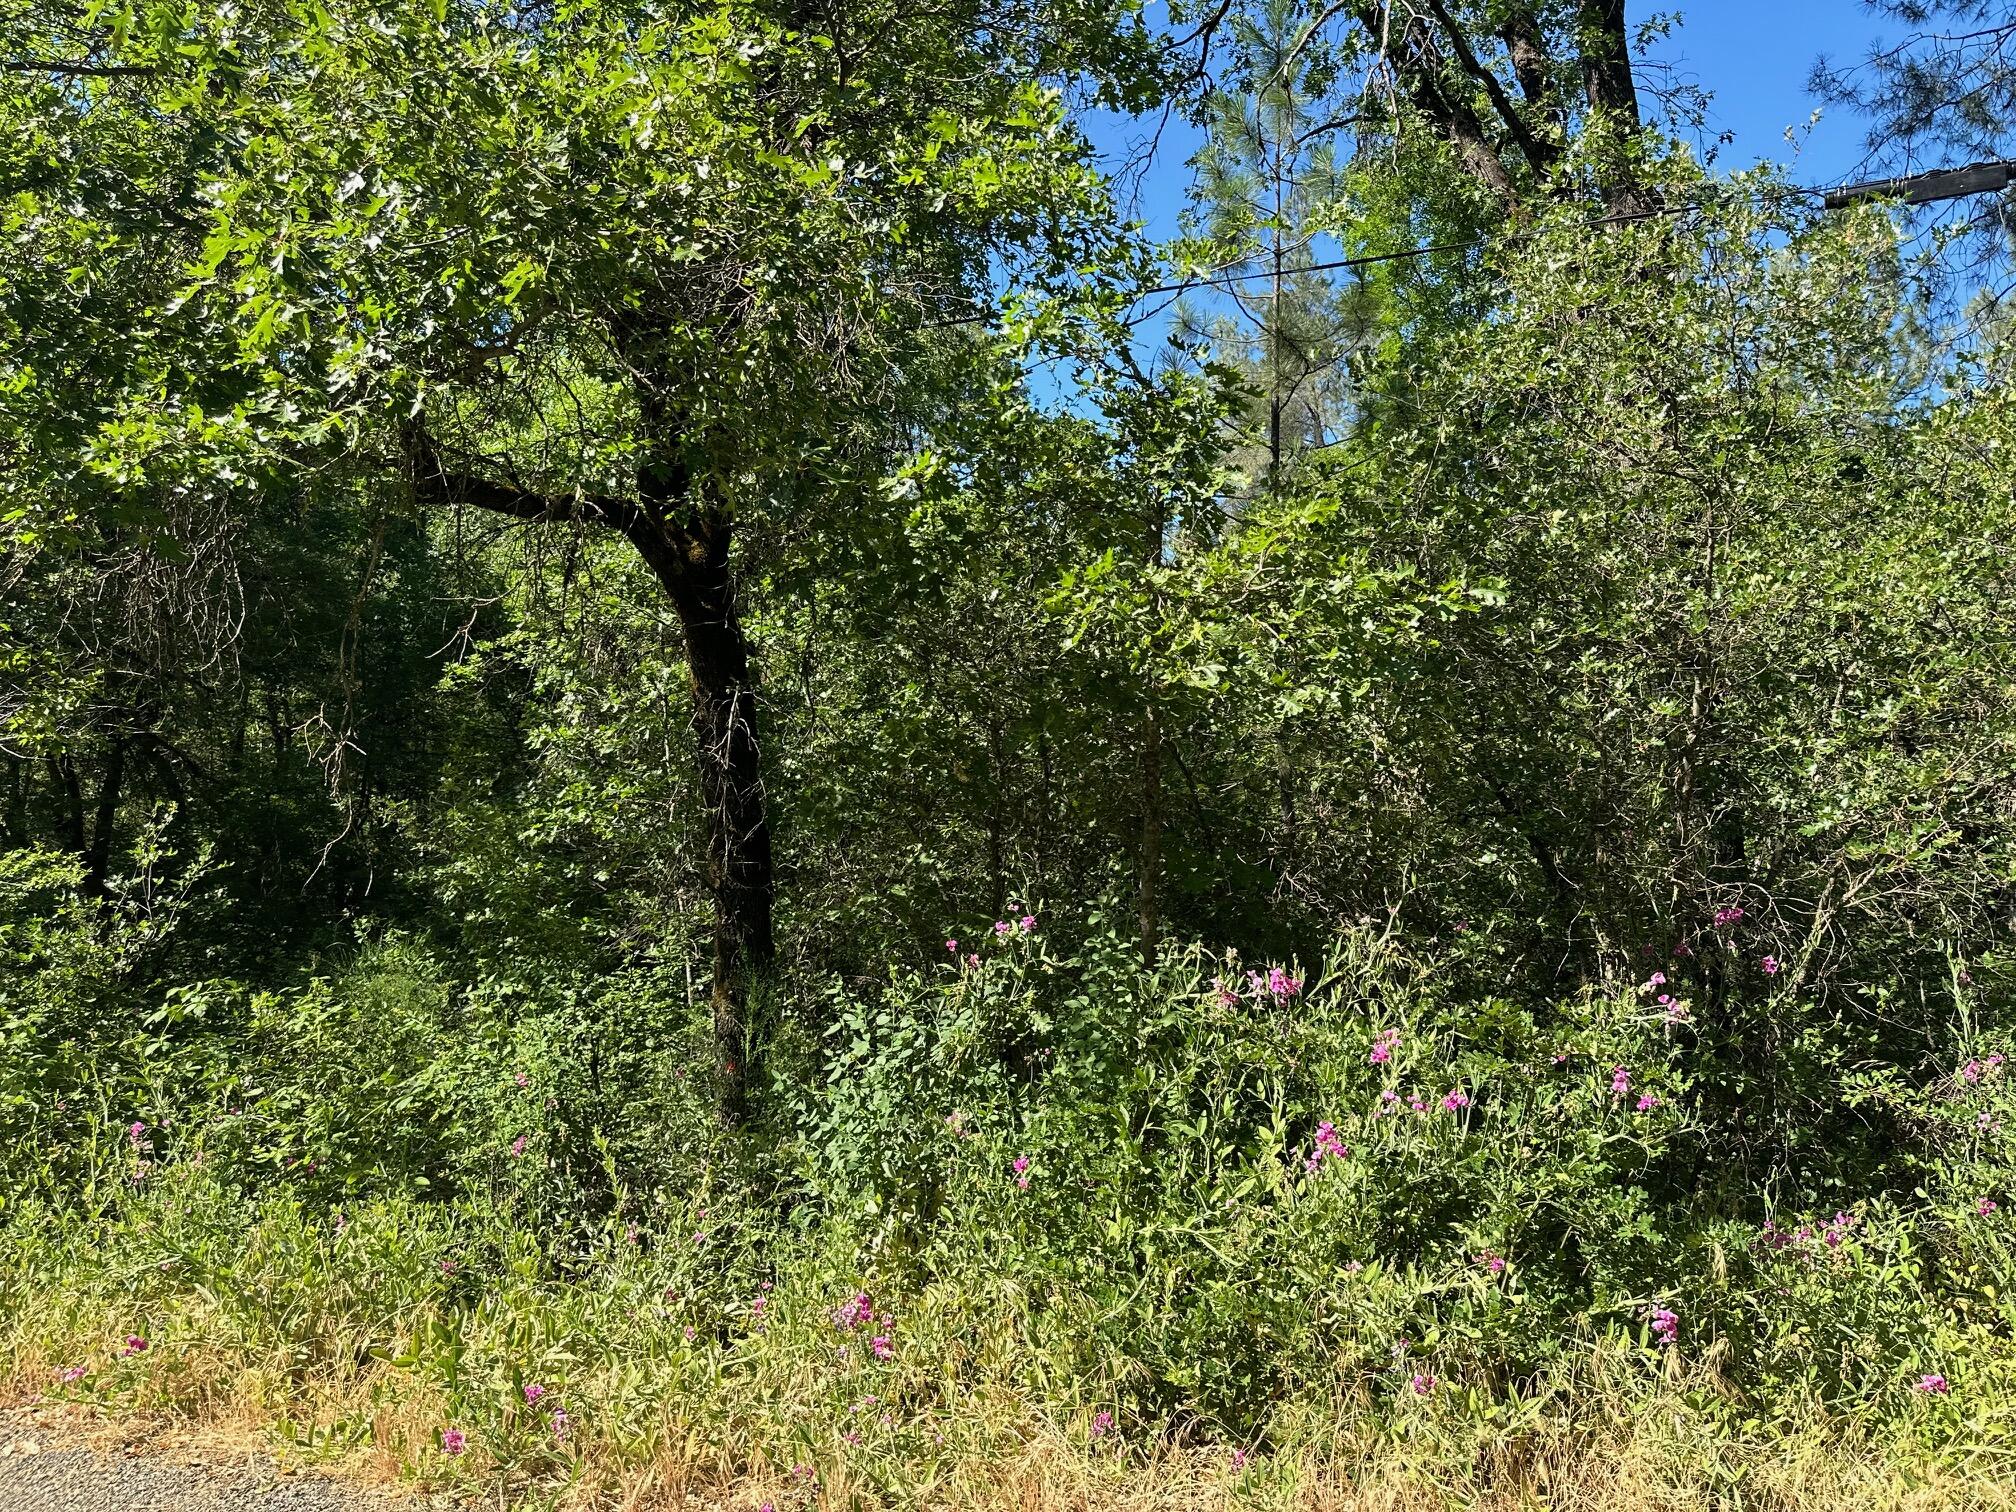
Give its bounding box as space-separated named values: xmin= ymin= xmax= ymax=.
xmin=1245 ymin=967 xmax=1303 ymax=1000
xmin=833 ymin=1292 xmax=875 ymax=1331
xmin=1476 ymin=1252 xmax=1505 ymax=1274
xmin=1760 ymin=1209 xmax=1861 ymax=1254
xmin=1375 ymin=1089 xmax=1471 ymax=1120
xmin=1012 ymin=1154 xmax=1032 ymax=1190
xmin=1917 ymin=1373 xmax=1950 ymax=1394
xmin=1648 ymin=1307 xmax=1678 ymax=1346
xmin=1960 ymin=1052 xmax=2007 ymax=1085
xmin=1304 ymin=1122 xmax=1349 ymax=1172
xmin=1713 ymin=905 xmax=1746 ymax=927
xmin=1090 ymin=1410 xmax=1114 ymax=1439
xmin=1369 ymin=1027 xmax=1401 ymax=1065
xmin=1610 ymin=1066 xmax=1632 ymax=1098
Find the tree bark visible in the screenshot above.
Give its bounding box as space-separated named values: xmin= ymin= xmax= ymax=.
xmin=84 ymin=736 xmax=126 ymax=895
xmin=406 ymin=427 xmax=776 ymax=1128
xmin=1139 ymin=702 xmax=1162 ymax=972
xmin=628 ymin=516 xmax=776 ymax=1128
xmin=1575 ymin=0 xmax=1658 ymax=217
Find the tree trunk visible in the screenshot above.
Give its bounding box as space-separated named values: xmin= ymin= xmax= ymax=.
xmin=633 ymin=516 xmax=775 ymax=1128
xmin=1139 ymin=702 xmax=1162 ymax=971
xmin=84 ymin=736 xmax=126 ymax=895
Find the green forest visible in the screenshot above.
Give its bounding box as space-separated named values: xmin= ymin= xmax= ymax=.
xmin=4 ymin=0 xmax=2016 ymax=1505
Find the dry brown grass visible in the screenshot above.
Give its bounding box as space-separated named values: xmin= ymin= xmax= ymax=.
xmin=10 ymin=1285 xmax=2016 ymax=1510
xmin=10 ymin=1355 xmax=2016 ymax=1512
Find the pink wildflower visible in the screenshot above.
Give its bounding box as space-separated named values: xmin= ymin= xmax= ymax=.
xmin=509 ymin=1134 xmax=528 ymax=1157
xmin=1760 ymin=956 xmax=1780 ymax=976
xmin=1020 ymin=914 xmax=1037 ymax=932
xmin=441 ymin=1429 xmax=467 ymax=1455
xmin=1636 ymin=1093 xmax=1661 ymax=1112
xmin=1649 ymin=1308 xmax=1678 ymax=1345
xmin=1917 ymin=1373 xmax=1950 ymax=1394
xmin=121 ymin=1335 xmax=147 ymax=1356
xmin=1090 ymin=1410 xmax=1114 ymax=1439
xmin=1477 ymin=1252 xmax=1505 ymax=1274
xmin=1410 ymin=1373 xmax=1436 ymax=1395
xmin=994 ymin=920 xmax=1012 ymax=937
xmin=1369 ymin=1028 xmax=1400 ymax=1065
xmin=1012 ymin=1154 xmax=1031 ymax=1189
xmin=870 ymin=1334 xmax=894 ymax=1360
xmin=834 ymin=1293 xmax=873 ymax=1330
xmin=1441 ymin=1089 xmax=1471 ymax=1112
xmin=1304 ymin=1121 xmax=1349 ymax=1171
xmin=946 ymin=939 xmax=958 ymax=952
xmin=1610 ymin=1066 xmax=1631 ymax=1098
xmin=524 ymin=1383 xmax=545 ymax=1404
xmin=56 ymin=1365 xmax=86 ymax=1383
xmin=1978 ymin=1198 xmax=1998 ymax=1217
xmin=1230 ymin=1448 xmax=1249 ymax=1470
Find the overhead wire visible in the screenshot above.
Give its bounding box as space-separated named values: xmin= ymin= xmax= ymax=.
xmin=919 ymin=177 xmax=1848 ymax=331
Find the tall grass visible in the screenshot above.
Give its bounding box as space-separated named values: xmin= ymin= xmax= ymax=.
xmin=7 ymin=923 xmax=2016 ymax=1506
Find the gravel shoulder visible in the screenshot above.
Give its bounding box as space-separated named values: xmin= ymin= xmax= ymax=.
xmin=0 ymin=1405 xmax=428 ymax=1512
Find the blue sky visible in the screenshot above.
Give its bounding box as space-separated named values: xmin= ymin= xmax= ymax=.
xmin=1090 ymin=1 xmax=1898 ymax=241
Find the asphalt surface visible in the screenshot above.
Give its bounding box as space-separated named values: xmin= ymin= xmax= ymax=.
xmin=0 ymin=1409 xmax=417 ymax=1512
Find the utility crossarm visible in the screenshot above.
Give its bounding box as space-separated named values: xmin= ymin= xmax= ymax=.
xmin=1822 ymin=159 xmax=2016 ymax=211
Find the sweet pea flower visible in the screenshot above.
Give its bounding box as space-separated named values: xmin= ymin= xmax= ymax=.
xmin=1369 ymin=1028 xmax=1400 ymax=1065
xmin=1012 ymin=1154 xmax=1032 ymax=1189
xmin=1610 ymin=1066 xmax=1632 ymax=1098
xmin=1304 ymin=1122 xmax=1348 ymax=1171
xmin=441 ymin=1429 xmax=467 ymax=1455
xmin=1636 ymin=1093 xmax=1661 ymax=1112
xmin=1090 ymin=1410 xmax=1114 ymax=1439
xmin=524 ymin=1383 xmax=545 ymax=1404
xmin=1410 ymin=1373 xmax=1436 ymax=1395
xmin=1979 ymin=1198 xmax=1998 ymax=1217
xmin=1760 ymin=956 xmax=1780 ymax=976
xmin=1649 ymin=1307 xmax=1679 ymax=1345
xmin=1917 ymin=1373 xmax=1950 ymax=1394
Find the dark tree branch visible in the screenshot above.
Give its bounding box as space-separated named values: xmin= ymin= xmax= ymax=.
xmin=403 ymin=422 xmax=651 ymax=538
xmin=1423 ymin=0 xmax=1558 ymax=177
xmin=3 ymin=58 xmax=154 ymax=76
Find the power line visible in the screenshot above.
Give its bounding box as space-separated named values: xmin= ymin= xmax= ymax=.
xmin=927 ymin=161 xmax=2016 ymax=331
